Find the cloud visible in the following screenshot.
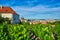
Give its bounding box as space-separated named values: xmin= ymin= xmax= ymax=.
xmin=12 ymin=5 xmax=60 ymax=13
xmin=11 ymin=5 xmax=60 ymax=19
xmin=1 ymin=0 xmax=60 ymax=19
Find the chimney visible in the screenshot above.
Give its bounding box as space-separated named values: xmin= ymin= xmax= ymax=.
xmin=0 ymin=5 xmax=2 ymax=9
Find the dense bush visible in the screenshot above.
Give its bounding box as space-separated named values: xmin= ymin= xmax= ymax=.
xmin=29 ymin=24 xmax=54 ymax=40
xmin=0 ymin=23 xmax=10 ymax=40
xmin=54 ymin=22 xmax=60 ymax=40
xmin=0 ymin=23 xmax=30 ymax=40
xmin=0 ymin=16 xmax=11 ymax=24
xmin=0 ymin=22 xmax=60 ymax=40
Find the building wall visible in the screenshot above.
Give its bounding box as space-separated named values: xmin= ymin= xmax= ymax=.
xmin=1 ymin=13 xmax=13 ymax=19
xmin=12 ymin=14 xmax=20 ymax=23
xmin=1 ymin=13 xmax=20 ymax=24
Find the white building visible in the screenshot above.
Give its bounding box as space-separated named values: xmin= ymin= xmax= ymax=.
xmin=0 ymin=5 xmax=20 ymax=23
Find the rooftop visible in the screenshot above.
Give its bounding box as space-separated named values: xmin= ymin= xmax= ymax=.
xmin=0 ymin=5 xmax=18 ymax=15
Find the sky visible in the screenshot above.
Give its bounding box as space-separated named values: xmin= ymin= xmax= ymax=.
xmin=0 ymin=0 xmax=60 ymax=19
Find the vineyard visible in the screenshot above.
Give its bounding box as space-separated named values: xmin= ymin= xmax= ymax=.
xmin=0 ymin=22 xmax=60 ymax=40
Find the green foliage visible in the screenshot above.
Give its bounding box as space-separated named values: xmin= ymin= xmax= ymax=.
xmin=0 ymin=23 xmax=10 ymax=40
xmin=0 ymin=23 xmax=29 ymax=40
xmin=54 ymin=22 xmax=60 ymax=40
xmin=0 ymin=16 xmax=11 ymax=24
xmin=30 ymin=24 xmax=54 ymax=40
xmin=0 ymin=21 xmax=60 ymax=40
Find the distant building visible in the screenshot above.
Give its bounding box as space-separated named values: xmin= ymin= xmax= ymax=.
xmin=20 ymin=18 xmax=28 ymax=22
xmin=40 ymin=20 xmax=48 ymax=24
xmin=32 ymin=20 xmax=40 ymax=24
xmin=0 ymin=5 xmax=20 ymax=23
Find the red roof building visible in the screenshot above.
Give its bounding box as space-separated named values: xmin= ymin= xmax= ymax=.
xmin=0 ymin=5 xmax=20 ymax=23
xmin=0 ymin=6 xmax=18 ymax=15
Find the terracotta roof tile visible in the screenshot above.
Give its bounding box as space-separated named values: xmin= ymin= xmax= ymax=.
xmin=0 ymin=6 xmax=18 ymax=15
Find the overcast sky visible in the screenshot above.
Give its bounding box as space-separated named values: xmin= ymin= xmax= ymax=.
xmin=0 ymin=0 xmax=60 ymax=19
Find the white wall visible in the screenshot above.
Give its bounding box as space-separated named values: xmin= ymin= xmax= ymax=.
xmin=1 ymin=13 xmax=13 ymax=19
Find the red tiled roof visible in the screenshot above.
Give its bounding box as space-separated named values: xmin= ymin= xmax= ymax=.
xmin=0 ymin=6 xmax=18 ymax=15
